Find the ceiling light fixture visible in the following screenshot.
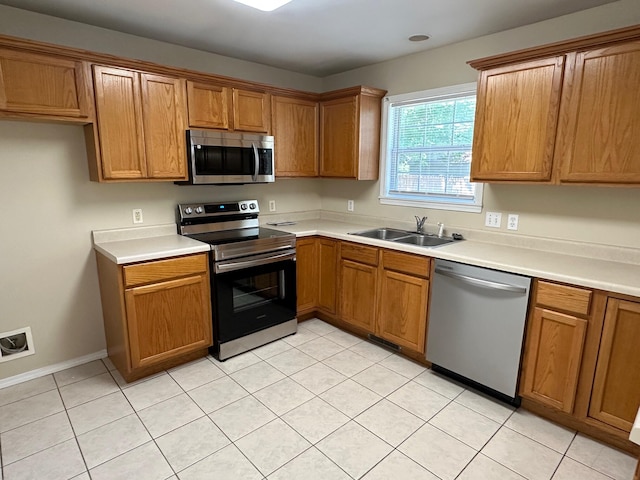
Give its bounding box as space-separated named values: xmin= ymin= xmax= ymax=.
xmin=409 ymin=34 xmax=431 ymax=42
xmin=232 ymin=0 xmax=293 ymax=11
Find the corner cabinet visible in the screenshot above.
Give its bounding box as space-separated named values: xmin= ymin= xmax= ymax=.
xmin=90 ymin=65 xmax=188 ymax=181
xmin=0 ymin=48 xmax=92 ymax=122
xmin=296 ymin=237 xmax=339 ymax=318
xmin=319 ymin=86 xmax=386 ymax=180
xmin=96 ymin=252 xmax=212 ymax=382
xmin=469 ymin=26 xmax=640 ymax=186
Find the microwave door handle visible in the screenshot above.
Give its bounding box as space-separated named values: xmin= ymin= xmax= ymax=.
xmin=252 ymin=143 xmax=259 ymax=181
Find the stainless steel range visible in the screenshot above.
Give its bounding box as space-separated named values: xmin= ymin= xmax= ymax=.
xmin=177 ymin=200 xmax=297 ymax=360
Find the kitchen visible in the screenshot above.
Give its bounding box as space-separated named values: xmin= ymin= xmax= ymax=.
xmin=1 ymin=0 xmax=640 ymax=479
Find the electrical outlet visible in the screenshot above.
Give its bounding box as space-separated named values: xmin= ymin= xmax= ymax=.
xmin=507 ymin=214 xmax=519 ymax=231
xmin=268 ymin=200 xmax=276 ymax=212
xmin=347 ymin=200 xmax=354 ymax=212
xmin=485 ymin=211 xmax=502 ymax=228
xmin=132 ymin=208 xmax=143 ymax=224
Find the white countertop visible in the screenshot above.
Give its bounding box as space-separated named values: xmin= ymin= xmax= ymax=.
xmin=91 ymin=219 xmax=640 ymax=297
xmin=273 ymin=219 xmax=640 ymax=298
xmin=93 ymin=231 xmax=210 ymax=264
xmin=631 ymin=408 xmax=640 ymax=445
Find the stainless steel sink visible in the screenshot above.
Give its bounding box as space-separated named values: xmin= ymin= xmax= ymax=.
xmin=349 ymin=228 xmax=457 ymax=248
xmin=349 ymin=228 xmax=413 ymax=240
xmin=392 ymin=234 xmax=454 ymax=247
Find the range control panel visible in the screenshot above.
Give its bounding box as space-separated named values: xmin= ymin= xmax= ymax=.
xmin=178 ymin=200 xmax=259 ymax=220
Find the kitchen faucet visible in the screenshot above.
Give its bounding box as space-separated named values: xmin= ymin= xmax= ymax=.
xmin=415 ymin=216 xmax=427 ymax=233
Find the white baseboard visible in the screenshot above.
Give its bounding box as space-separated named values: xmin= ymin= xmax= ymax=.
xmin=0 ymin=349 xmax=108 ymax=390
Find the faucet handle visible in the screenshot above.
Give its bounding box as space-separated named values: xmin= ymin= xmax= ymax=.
xmin=414 ymin=215 xmax=427 ymax=231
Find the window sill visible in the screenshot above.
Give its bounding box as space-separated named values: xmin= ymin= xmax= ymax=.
xmin=379 ymin=196 xmax=482 ymax=213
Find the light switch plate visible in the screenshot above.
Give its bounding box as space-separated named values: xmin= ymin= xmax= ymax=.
xmin=485 ymin=211 xmax=501 ymax=228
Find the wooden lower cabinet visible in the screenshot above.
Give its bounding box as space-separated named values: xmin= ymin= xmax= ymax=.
xmin=340 ymin=259 xmax=378 ymax=332
xmin=377 ymin=269 xmax=428 ymax=352
xmin=317 ymin=238 xmax=339 ymax=315
xmin=296 ymin=237 xmax=339 ymax=318
xmin=589 ymin=299 xmax=640 ymax=431
xmin=521 ymin=307 xmax=587 ymax=413
xmin=96 ymin=252 xmax=212 ymax=382
xmin=521 ymin=281 xmax=640 ymax=454
xmin=296 ymin=237 xmax=318 ymax=315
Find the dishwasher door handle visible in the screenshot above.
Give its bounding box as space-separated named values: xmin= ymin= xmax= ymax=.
xmin=435 ymin=268 xmax=528 ymax=294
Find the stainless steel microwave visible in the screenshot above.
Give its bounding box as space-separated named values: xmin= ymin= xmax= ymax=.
xmin=178 ymin=130 xmax=275 ymax=185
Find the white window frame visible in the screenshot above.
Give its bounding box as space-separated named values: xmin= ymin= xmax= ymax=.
xmin=379 ymin=82 xmax=483 ymax=213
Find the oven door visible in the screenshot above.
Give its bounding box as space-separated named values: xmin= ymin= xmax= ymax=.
xmin=212 ymin=249 xmax=296 ymax=345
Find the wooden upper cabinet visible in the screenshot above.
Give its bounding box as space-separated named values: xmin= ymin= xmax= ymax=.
xmin=186 ymin=81 xmax=230 ymax=130
xmin=471 ymin=56 xmax=565 ymax=182
xmin=93 ymin=65 xmax=146 ymax=179
xmin=272 ymin=95 xmax=318 ymax=177
xmin=0 ymin=48 xmax=91 ymax=120
xmin=557 ymin=41 xmax=640 ymax=184
xmin=320 ymin=86 xmax=386 ymax=180
xmin=140 ymin=73 xmax=187 ymax=179
xmin=185 ymin=82 xmax=269 ymax=133
xmin=93 ymin=65 xmax=187 ymax=181
xmin=589 ymin=298 xmax=640 ymax=432
xmin=521 ymin=307 xmax=587 ymax=413
xmin=233 ymin=88 xmax=270 ymax=133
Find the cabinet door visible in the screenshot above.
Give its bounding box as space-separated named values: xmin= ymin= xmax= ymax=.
xmin=320 ymin=95 xmax=358 ymax=178
xmin=340 ymin=259 xmax=377 ymax=331
xmin=471 ymin=56 xmax=564 ymax=182
xmin=232 ymin=88 xmax=270 ymax=133
xmin=272 ymin=95 xmax=318 ymax=177
xmin=125 ymin=273 xmax=212 ymax=370
xmin=589 ymin=299 xmax=640 ymax=431
xmin=186 ymin=81 xmax=230 ymax=130
xmin=521 ymin=307 xmax=586 ymax=413
xmin=296 ymin=238 xmax=318 ymax=314
xmin=140 ymin=73 xmax=188 ymax=179
xmin=0 ymin=48 xmax=90 ymax=119
xmin=318 ymin=238 xmax=339 ymax=315
xmin=93 ymin=65 xmax=147 ymax=179
xmin=377 ymin=270 xmax=428 ymax=353
xmin=557 ymin=42 xmax=640 ymax=184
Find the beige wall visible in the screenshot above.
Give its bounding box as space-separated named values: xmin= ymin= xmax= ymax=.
xmin=320 ymin=0 xmax=640 ymax=248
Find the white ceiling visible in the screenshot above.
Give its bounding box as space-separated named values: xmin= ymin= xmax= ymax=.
xmin=0 ymin=0 xmax=618 ymax=76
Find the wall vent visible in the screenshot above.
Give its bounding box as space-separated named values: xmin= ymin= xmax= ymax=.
xmin=0 ymin=327 xmax=35 ymax=363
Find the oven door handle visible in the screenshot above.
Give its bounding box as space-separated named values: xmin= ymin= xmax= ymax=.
xmin=252 ymin=143 xmax=259 ymax=182
xmin=215 ymin=250 xmax=296 ymax=274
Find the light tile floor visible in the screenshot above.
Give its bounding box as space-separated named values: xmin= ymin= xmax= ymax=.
xmin=0 ymin=318 xmax=637 ymax=480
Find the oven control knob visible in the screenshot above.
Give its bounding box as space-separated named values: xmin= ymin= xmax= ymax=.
xmin=184 ymin=207 xmax=193 ymax=215
xmin=240 ymin=204 xmax=248 ymax=210
xmin=195 ymin=206 xmax=203 ymax=214
xmin=249 ymin=203 xmax=256 ymax=210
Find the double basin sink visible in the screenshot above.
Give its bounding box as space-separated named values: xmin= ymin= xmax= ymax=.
xmin=349 ymin=227 xmax=456 ymax=248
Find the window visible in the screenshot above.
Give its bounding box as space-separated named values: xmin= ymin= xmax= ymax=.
xmin=379 ymin=82 xmax=483 ymax=212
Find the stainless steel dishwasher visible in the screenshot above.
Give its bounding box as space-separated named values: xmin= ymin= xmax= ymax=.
xmin=427 ymin=259 xmax=532 ymax=405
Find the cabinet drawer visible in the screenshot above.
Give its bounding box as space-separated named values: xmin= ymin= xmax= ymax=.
xmin=381 ymin=250 xmax=430 ymax=278
xmin=123 ymin=254 xmax=208 ymax=288
xmin=536 ymin=281 xmax=592 ymax=316
xmin=340 ymin=242 xmax=378 ymax=266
